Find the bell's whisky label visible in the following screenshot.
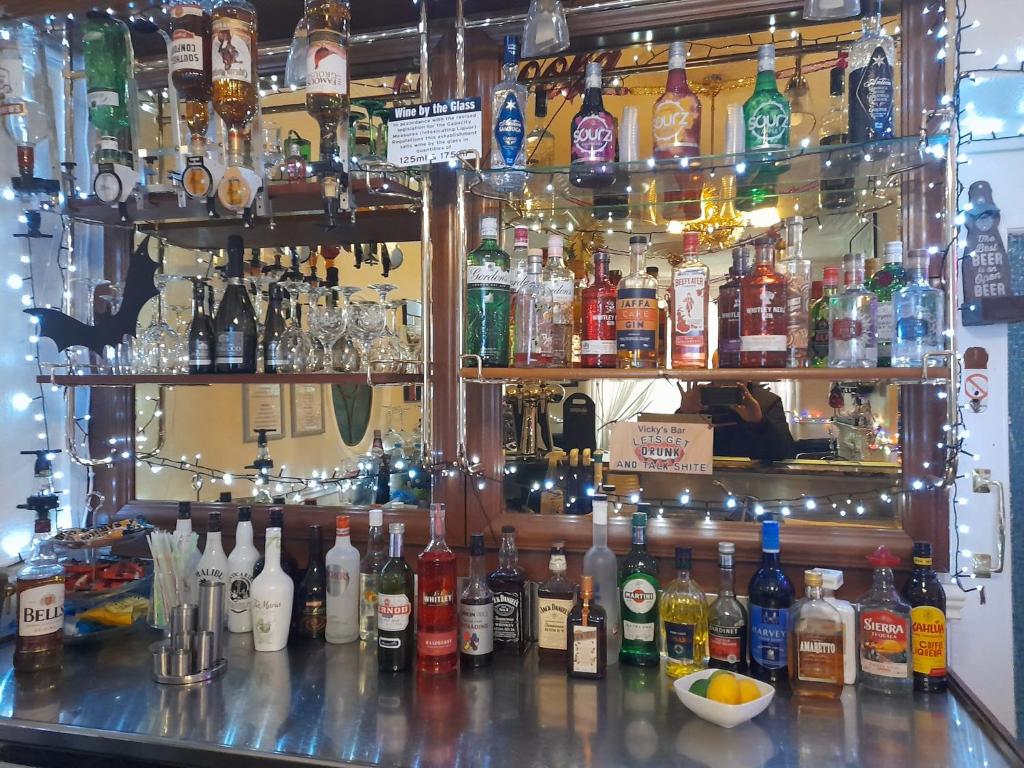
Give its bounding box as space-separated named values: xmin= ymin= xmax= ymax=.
xmin=616 ymin=288 xmax=658 ymax=351
xmin=910 ymin=605 xmax=946 ymax=677
xmin=859 ymin=608 xmax=909 ymax=678
xmin=306 ymin=33 xmax=347 ymax=96
xmin=19 ymin=584 xmax=65 ymax=638
xmin=212 ymin=17 xmax=253 ymax=83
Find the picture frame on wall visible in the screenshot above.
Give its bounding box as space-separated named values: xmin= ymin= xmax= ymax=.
xmin=291 ymin=383 xmax=326 ymax=437
xmin=242 ymin=383 xmax=285 ymax=442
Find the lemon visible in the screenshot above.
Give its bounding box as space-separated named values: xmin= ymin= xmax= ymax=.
xmin=708 ymin=669 xmax=734 ymax=683
xmin=707 ymin=673 xmax=741 ymax=705
xmin=738 ymin=679 xmax=761 ymax=704
xmin=688 ymin=678 xmax=710 ymax=698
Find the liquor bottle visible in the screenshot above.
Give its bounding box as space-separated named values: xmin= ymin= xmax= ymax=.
xmin=748 ymin=519 xmax=794 ymax=686
xmin=739 ymin=238 xmax=787 ymax=368
xmin=619 ymin=507 xmax=659 ymax=667
xmin=252 ymin=506 xmax=300 ymax=581
xmin=848 ymin=0 xmax=895 ymax=144
xmin=378 ymin=523 xmax=415 ymax=672
xmin=174 ymin=501 xmax=202 ymax=603
xmin=893 ymin=249 xmax=944 ymax=367
xmin=901 ymin=541 xmax=947 ymax=693
xmin=226 ymin=505 xmax=259 ymax=633
xmin=583 ymin=491 xmax=621 ymax=663
xmin=708 ymin=542 xmax=747 ymax=673
xmin=616 ymin=236 xmax=659 ymax=369
xmin=304 ymin=0 xmax=350 ymax=167
xmin=537 ymin=542 xmax=577 ymax=662
xmin=374 ymin=432 xmax=391 ymax=505
xmin=465 ymin=217 xmax=512 ymax=367
xmin=660 ymin=546 xmax=709 ymax=678
xmin=717 ymin=247 xmax=754 ymax=369
xmin=814 ymin=568 xmax=857 ymax=685
xmin=741 ymin=44 xmax=790 ymax=210
xmin=188 ymin=280 xmax=215 ymax=374
xmin=196 ymin=510 xmax=228 ymax=592
xmin=581 ymin=250 xmax=618 ymax=368
xmin=292 ymin=524 xmax=327 ymax=641
xmin=857 ymin=546 xmax=911 ymax=694
xmin=262 ymin=282 xmax=287 ymax=374
xmin=169 ymin=0 xmax=213 ymax=150
xmin=82 ymin=13 xmax=133 ymax=166
xmin=490 ymin=35 xmax=528 ymax=193
xmin=808 ymin=267 xmax=840 ymax=367
xmin=14 ymin=514 xmax=64 ymax=672
xmin=211 ymin=0 xmax=258 ymax=164
xmin=569 ymin=62 xmax=616 ymax=188
xmin=828 ymin=252 xmax=878 ymax=368
xmin=525 ymin=88 xmax=555 ymax=168
xmin=251 ymin=507 xmax=294 ymax=652
xmin=819 ymin=54 xmax=854 ymax=211
xmin=671 ymin=231 xmax=710 ymax=369
xmin=460 ymin=533 xmax=494 ymax=669
xmin=779 ymin=216 xmax=811 ymax=368
xmin=325 ymin=515 xmax=360 ymax=644
xmin=790 ymin=569 xmax=844 ymax=698
xmin=359 ymin=507 xmax=387 ymax=641
xmin=417 ymin=504 xmax=458 ymax=674
xmin=488 ymin=525 xmax=530 ymax=654
xmin=646 ymin=267 xmax=668 ymax=365
xmin=0 ymin=22 xmax=54 ymax=180
xmin=868 ymin=241 xmax=907 ymax=367
xmin=568 ymin=575 xmax=607 ymax=679
xmin=543 ymin=233 xmax=575 ymax=367
xmin=653 ymin=41 xmax=703 ymax=221
xmin=510 ymin=226 xmax=531 ymax=301
xmin=214 ymin=235 xmax=258 ymax=373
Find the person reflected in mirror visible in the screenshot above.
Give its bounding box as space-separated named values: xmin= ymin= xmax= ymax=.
xmin=676 ymin=381 xmax=797 ymax=462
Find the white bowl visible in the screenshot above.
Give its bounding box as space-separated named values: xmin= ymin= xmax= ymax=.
xmin=673 ymin=669 xmax=776 ymax=729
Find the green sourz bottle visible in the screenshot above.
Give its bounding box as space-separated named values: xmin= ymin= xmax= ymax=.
xmin=739 ymin=44 xmax=790 ymax=212
xmin=465 ymin=216 xmax=511 ymax=367
xmin=619 ymin=507 xmax=660 ymax=666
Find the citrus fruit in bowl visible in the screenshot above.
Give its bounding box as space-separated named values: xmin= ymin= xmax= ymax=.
xmin=674 ymin=669 xmax=775 ymax=728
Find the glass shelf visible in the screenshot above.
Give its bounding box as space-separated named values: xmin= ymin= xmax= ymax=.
xmin=37 ymin=373 xmax=422 ymax=387
xmin=463 ymin=134 xmax=945 ymax=235
xmin=460 ymin=366 xmax=950 ymax=384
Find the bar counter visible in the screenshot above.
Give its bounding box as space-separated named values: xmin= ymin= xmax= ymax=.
xmin=0 ymin=630 xmax=1012 ymax=768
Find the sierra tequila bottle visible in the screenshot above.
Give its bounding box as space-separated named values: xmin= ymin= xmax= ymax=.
xmin=465 ymin=217 xmax=512 ymax=367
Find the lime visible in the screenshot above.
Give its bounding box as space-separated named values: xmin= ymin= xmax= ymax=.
xmin=688 ymin=678 xmax=710 ymax=698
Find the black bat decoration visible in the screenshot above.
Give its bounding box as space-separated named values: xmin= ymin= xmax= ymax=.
xmin=25 ymin=235 xmax=159 ymax=355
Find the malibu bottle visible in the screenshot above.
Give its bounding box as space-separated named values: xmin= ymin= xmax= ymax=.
xmin=619 ymin=507 xmax=659 ymax=667
xmin=378 ymin=523 xmax=415 ymax=672
xmin=748 ymin=519 xmax=794 ymax=686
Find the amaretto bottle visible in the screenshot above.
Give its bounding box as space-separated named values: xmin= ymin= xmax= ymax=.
xmin=250 ymin=507 xmax=294 ymax=652
xmin=226 ymin=505 xmax=259 ymax=633
xmin=325 ymin=514 xmax=360 ymax=644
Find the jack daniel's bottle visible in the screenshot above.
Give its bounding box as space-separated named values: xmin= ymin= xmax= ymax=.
xmin=14 ymin=515 xmax=64 ymax=672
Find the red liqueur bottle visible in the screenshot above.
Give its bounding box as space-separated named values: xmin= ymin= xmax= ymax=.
xmin=581 ymin=249 xmax=617 ymax=367
xmin=417 ymin=503 xmax=458 ymax=673
xmin=739 ymin=238 xmax=787 ymax=368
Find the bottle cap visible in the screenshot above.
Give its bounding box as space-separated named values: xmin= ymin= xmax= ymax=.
xmin=480 ymin=217 xmax=499 ymax=240
xmin=369 ymin=507 xmax=384 ymax=527
xmin=630 ymin=235 xmax=648 ymax=246
xmin=646 ymin=266 xmax=659 ymax=277
xmin=867 ymin=545 xmax=900 ymax=568
xmin=592 ymin=495 xmax=608 ymax=524
xmin=593 ymin=249 xmax=609 ymax=263
xmin=218 ymin=492 xmax=232 ymax=503
xmin=682 ymin=230 xmax=700 ymax=254
xmin=814 ymin=567 xmax=844 ymax=590
xmin=811 ymin=280 xmax=823 ymax=301
xmin=389 ymin=522 xmax=405 ymax=535
xmin=601 ymin=483 xmax=617 ymax=494
xmin=668 ymin=41 xmax=686 ymax=69
xmin=502 ymin=35 xmax=520 ymax=66
xmin=514 ymin=226 xmax=529 ymax=248
xmin=547 ymin=233 xmax=564 ymax=257
xmin=804 ymin=569 xmax=823 ymax=587
xmin=761 ymin=519 xmax=780 ymax=553
xmin=34 ymin=516 xmax=50 ymax=534
xmin=549 ymin=541 xmax=567 ymax=572
xmin=718 ymin=541 xmax=735 ymax=555
xmin=757 ymin=43 xmax=776 ymax=72
xmin=237 ymin=505 xmax=252 ymax=522
xmin=501 ymin=524 xmax=516 ymax=535
xmin=207 ymin=511 xmax=221 ymax=533
xmin=585 ymin=61 xmax=602 ymax=88
xmin=631 ymin=510 xmax=648 ymax=527
xmin=884 ymin=241 xmax=904 ymax=263
xmin=469 ymin=532 xmax=486 ymax=556
xmin=268 ymin=507 xmax=284 ymax=529
xmin=335 ymin=514 xmax=350 ymax=534
xmin=675 ymin=546 xmax=692 ymax=571
xmin=177 ymin=501 xmax=192 ymax=519
xmin=823 ymin=266 xmax=841 ymax=286
xmin=580 ymin=574 xmax=594 ymax=597
xmin=912 ymin=541 xmax=933 ymax=565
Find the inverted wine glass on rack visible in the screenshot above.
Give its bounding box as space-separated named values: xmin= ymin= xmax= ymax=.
xmin=137 ymin=275 xmax=183 ymax=374
xmin=331 ymin=286 xmax=363 ymax=372
xmin=369 ymin=298 xmax=404 ymax=373
xmin=279 ymin=282 xmax=314 ymax=372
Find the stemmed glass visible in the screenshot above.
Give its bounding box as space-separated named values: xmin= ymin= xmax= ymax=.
xmin=65 ymin=277 xmax=111 ymax=373
xmin=397 ymin=299 xmax=423 ymax=374
xmin=350 ymin=299 xmax=385 ymax=372
xmin=369 ymin=298 xmax=404 ymax=373
xmin=331 ymin=286 xmax=363 ymax=372
xmin=137 ymin=274 xmax=182 ymax=373
xmin=279 ymin=281 xmax=313 ymax=372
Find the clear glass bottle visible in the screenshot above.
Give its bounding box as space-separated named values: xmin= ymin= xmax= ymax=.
xmin=848 ymin=0 xmax=895 ymax=144
xmin=901 ymin=541 xmax=947 ymax=693
xmin=570 ymin=61 xmax=616 ymax=188
xmin=211 ymin=0 xmax=259 ymax=161
xmin=819 ymin=53 xmax=854 ymax=211
xmin=616 ymin=236 xmax=659 ymax=369
xmin=779 ymin=216 xmax=811 ymax=368
xmin=358 ymin=507 xmax=387 ymax=642
xmin=525 ymin=88 xmax=555 ymax=168
xmin=460 ymin=533 xmax=494 ymax=669
xmin=537 ymin=541 xmax=576 ymax=661
xmin=513 ymin=252 xmax=552 ymax=367
xmin=808 ymin=267 xmax=840 ymax=367
xmin=304 ymin=0 xmax=350 ymax=168
xmin=790 ymin=569 xmax=844 ymax=698
xmin=580 ymin=251 xmax=618 ymax=368
xmin=417 ymin=503 xmax=458 ymax=674
xmin=583 ymin=491 xmax=621 ymax=663
xmin=892 ymin=249 xmax=944 ymax=367
xmin=619 ymin=507 xmax=659 ymax=667
xmin=660 ymin=547 xmax=709 ymax=678
xmin=0 ymin=22 xmax=55 ymax=180
xmin=568 ymin=575 xmax=608 ymax=679
xmin=490 ymin=35 xmax=528 ymax=193
xmin=325 ymin=514 xmax=360 ymax=644
xmin=748 ymin=519 xmax=794 ymax=686
xmin=14 ymin=514 xmax=64 ymax=673
xmin=868 ymin=241 xmax=907 ymax=367
xmin=465 ymin=217 xmax=512 ymax=367
xmin=739 ymin=238 xmax=787 ymax=368
xmin=708 ymin=542 xmax=747 ymax=673
xmin=857 ymin=546 xmax=912 ymax=694
xmin=671 ymin=230 xmax=710 ymax=369
xmin=829 ymin=252 xmax=878 ymax=367
xmin=543 ymin=233 xmax=575 ymax=367
xmin=510 ymin=226 xmax=531 ymax=299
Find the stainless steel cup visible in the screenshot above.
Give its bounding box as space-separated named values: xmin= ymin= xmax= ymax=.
xmin=170 ymin=632 xmax=193 ymax=652
xmin=198 ymin=581 xmax=225 ymax=660
xmin=152 ymin=645 xmax=172 ymax=678
xmin=194 ymin=630 xmax=215 ymax=671
xmin=170 ymin=649 xmax=191 ymax=678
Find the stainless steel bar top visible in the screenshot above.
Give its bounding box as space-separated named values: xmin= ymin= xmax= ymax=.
xmin=0 ymin=630 xmax=1012 ymax=768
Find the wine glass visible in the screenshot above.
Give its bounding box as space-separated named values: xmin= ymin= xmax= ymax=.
xmin=349 ymin=299 xmax=385 ymax=372
xmin=331 ymin=286 xmax=363 ymax=372
xmin=397 ymin=299 xmax=423 ymax=374
xmin=279 ymin=282 xmax=313 ymax=372
xmin=369 ymin=298 xmax=404 ymax=373
xmin=137 ymin=274 xmax=182 ymax=373
xmin=65 ymin=277 xmax=112 ymax=373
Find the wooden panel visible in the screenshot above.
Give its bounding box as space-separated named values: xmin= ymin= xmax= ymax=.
xmin=461 ymin=366 xmax=949 ymax=383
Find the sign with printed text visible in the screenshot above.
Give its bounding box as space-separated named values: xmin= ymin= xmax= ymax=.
xmin=386 ymin=98 xmax=482 ymax=167
xmin=608 ymin=421 xmax=713 ymax=475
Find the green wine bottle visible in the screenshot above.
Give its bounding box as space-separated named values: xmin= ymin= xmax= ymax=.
xmin=464 ymin=217 xmax=511 ymax=367
xmin=740 ymin=44 xmax=790 ymax=212
xmin=82 ymin=12 xmax=133 ymax=167
xmin=619 ymin=508 xmax=660 ymax=667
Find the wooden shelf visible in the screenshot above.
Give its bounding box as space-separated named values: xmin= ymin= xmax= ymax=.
xmin=460 ymin=366 xmax=950 ymax=383
xmin=38 ymin=372 xmax=422 ymax=387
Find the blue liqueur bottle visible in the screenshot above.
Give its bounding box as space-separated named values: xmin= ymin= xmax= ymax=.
xmin=748 ymin=519 xmax=794 ymax=687
xmin=489 ymin=35 xmax=528 ymax=194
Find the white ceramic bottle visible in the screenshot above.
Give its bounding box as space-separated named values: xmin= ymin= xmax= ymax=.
xmin=226 ymin=505 xmax=260 ymax=633
xmin=325 ymin=514 xmax=360 ymax=644
xmin=195 ymin=510 xmax=228 ymax=589
xmin=250 ymin=508 xmax=294 ymax=652
xmin=174 ymin=500 xmax=202 ymax=603
xmin=814 ymin=567 xmax=858 ymax=685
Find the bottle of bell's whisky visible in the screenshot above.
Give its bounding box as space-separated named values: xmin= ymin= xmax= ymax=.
xmin=304 ymin=0 xmax=350 ymax=167
xmin=14 ymin=515 xmax=65 ymax=673
xmin=211 ymin=0 xmax=258 ymax=162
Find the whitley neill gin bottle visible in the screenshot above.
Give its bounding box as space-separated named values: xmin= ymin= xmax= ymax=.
xmin=581 ymin=249 xmax=617 ymax=368
xmin=417 ymin=504 xmax=458 ymax=674
xmin=739 ymin=239 xmax=787 ymax=368
xmin=570 ymin=62 xmax=616 ymax=188
xmin=378 ymin=523 xmax=415 ymax=672
xmin=14 ymin=515 xmax=64 ymax=672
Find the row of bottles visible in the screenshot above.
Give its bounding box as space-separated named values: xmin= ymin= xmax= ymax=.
xmin=465 ymin=218 xmax=944 ymax=370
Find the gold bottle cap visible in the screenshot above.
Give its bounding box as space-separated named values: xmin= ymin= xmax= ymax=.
xmin=580 ymin=574 xmax=594 ymax=598
xmin=804 ymin=569 xmax=823 ymax=587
